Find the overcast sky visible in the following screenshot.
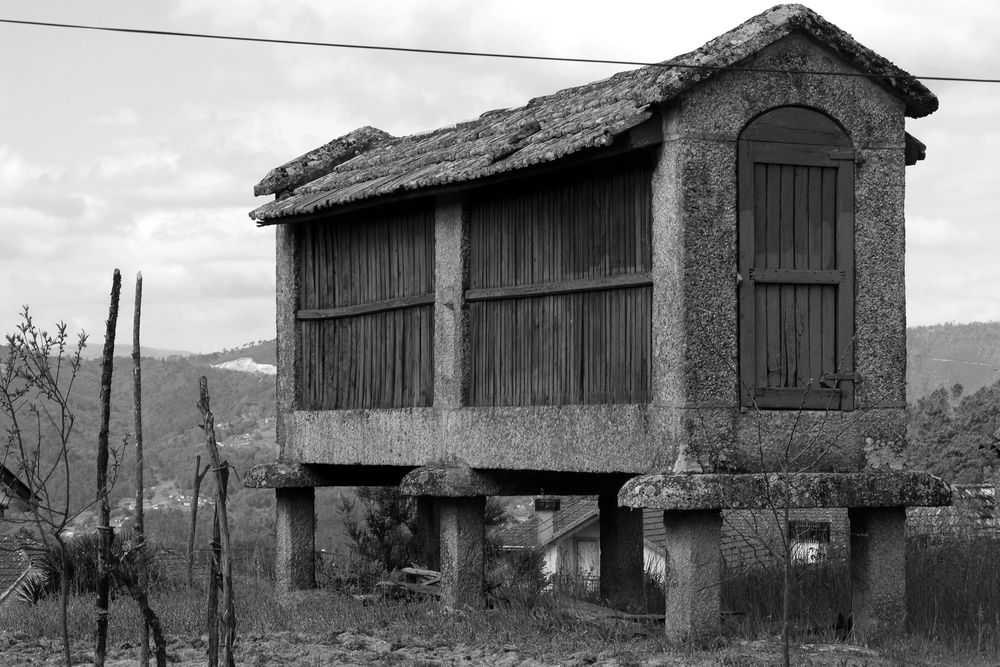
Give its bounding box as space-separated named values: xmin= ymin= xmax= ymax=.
xmin=1 ymin=1 xmax=997 ymax=353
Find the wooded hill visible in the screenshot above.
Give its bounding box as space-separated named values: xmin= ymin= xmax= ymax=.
xmin=908 ymin=321 xmax=1000 ymax=402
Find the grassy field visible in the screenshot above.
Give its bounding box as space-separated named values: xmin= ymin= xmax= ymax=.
xmin=1 ymin=536 xmax=997 ymax=666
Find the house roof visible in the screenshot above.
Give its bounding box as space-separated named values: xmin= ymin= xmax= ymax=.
xmin=0 ymin=464 xmax=35 ymax=504
xmin=250 ymin=4 xmax=936 ymax=225
xmin=0 ymin=536 xmax=31 ymax=603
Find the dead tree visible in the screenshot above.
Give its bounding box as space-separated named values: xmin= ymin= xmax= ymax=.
xmin=198 ymin=378 xmax=236 ymax=667
xmin=95 ymin=268 xmax=121 ymax=667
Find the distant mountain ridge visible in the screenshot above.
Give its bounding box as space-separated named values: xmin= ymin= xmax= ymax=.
xmin=80 ymin=344 xmax=192 ymax=360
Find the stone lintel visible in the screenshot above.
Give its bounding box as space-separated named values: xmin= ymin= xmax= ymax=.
xmin=244 ymin=462 xmax=412 ymax=488
xmin=399 ymin=465 xmax=504 ymax=497
xmin=400 ymin=466 xmax=637 ymax=497
xmin=619 ymin=472 xmax=951 ymax=510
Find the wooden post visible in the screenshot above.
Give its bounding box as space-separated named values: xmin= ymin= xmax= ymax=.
xmin=207 ymin=501 xmax=220 ymax=667
xmin=95 ymin=268 xmax=121 ymax=667
xmin=131 ymin=271 xmax=149 ymax=667
xmin=187 ymin=455 xmax=209 ymax=588
xmin=198 ymin=378 xmax=236 ymax=667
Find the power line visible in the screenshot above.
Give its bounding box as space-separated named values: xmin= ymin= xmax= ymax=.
xmin=2 ymin=16 xmax=999 ymax=84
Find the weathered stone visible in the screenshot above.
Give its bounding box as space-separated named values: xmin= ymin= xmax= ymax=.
xmin=275 ymin=488 xmax=315 ymax=594
xmin=253 ymin=126 xmax=394 ymax=197
xmin=245 ymin=463 xmax=330 ymax=488
xmin=850 ymin=507 xmax=906 ymax=638
xmin=619 ymin=472 xmax=951 ymax=511
xmin=598 ymin=495 xmax=645 ymax=611
xmin=433 ymin=195 xmax=469 ymax=410
xmin=399 ymin=465 xmax=503 ymax=497
xmin=438 ymin=497 xmax=485 ymax=608
xmin=661 ymin=509 xmax=723 ymax=643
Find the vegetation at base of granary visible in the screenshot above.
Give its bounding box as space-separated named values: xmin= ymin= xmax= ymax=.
xmin=721 ymin=556 xmax=851 ymax=640
xmin=338 ymin=487 xmax=507 ymax=572
xmin=2 ymin=540 xmax=997 ymax=665
xmin=905 ymin=380 xmax=1000 ymax=483
xmin=907 ymin=535 xmax=1000 ymax=656
xmin=715 ymin=535 xmax=1000 ymax=659
xmin=338 ymin=487 xmax=422 ymax=572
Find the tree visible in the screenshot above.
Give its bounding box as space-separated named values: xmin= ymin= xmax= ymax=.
xmin=1 ymin=308 xmax=97 ymax=665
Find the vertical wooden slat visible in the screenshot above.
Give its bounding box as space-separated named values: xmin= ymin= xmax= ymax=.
xmin=466 ymin=155 xmax=653 ymax=406
xmin=807 ymin=167 xmax=824 ymax=386
xmin=793 ymin=165 xmax=809 ymax=387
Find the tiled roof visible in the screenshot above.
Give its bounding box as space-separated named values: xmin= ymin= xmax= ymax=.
xmin=250 ymin=4 xmax=936 ymax=224
xmin=547 ymin=498 xmax=599 ymax=545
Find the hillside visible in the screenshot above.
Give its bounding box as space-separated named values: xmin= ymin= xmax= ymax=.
xmin=907 ymin=321 xmax=1000 ymax=401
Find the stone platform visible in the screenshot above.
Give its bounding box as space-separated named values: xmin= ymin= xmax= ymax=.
xmin=619 ymin=471 xmax=951 ymax=642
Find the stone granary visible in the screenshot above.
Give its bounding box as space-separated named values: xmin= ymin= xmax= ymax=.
xmin=247 ymin=4 xmax=949 ymax=641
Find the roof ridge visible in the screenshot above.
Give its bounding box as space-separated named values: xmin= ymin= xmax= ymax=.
xmin=250 ymin=4 xmax=937 ymax=223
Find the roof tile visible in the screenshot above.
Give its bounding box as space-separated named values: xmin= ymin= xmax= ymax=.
xmin=251 ymin=4 xmax=936 ymax=224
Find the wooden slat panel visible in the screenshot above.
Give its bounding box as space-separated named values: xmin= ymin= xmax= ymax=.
xmin=468 ymin=155 xmax=653 ymax=406
xmin=468 ymin=287 xmax=651 ymax=406
xmin=298 ymin=200 xmax=435 ymax=409
xmin=739 ymin=107 xmax=856 ymax=409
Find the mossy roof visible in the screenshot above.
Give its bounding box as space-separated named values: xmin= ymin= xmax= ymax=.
xmin=251 ymin=4 xmax=936 ymax=224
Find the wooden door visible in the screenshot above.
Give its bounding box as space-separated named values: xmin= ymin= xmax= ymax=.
xmin=738 ymin=107 xmax=855 ymax=410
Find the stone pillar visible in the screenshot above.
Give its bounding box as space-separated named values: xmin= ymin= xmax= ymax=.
xmin=662 ymin=509 xmax=722 ymax=643
xmin=275 ymin=487 xmax=315 ymax=594
xmin=274 ymin=223 xmax=302 ymax=460
xmin=438 ymin=496 xmax=485 ymax=608
xmin=849 ymin=506 xmax=906 ymax=638
xmin=416 ymin=497 xmax=441 ymax=571
xmin=433 ymin=194 xmax=469 ymax=410
xmin=598 ymin=495 xmax=644 ymax=611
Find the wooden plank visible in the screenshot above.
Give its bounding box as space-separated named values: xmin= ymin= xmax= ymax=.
xmin=297 ymin=294 xmax=435 ymax=320
xmin=737 ymin=140 xmax=757 ymax=404
xmin=754 ymin=387 xmax=841 ymax=410
xmin=750 ymin=269 xmax=844 ymax=284
xmin=465 ymin=273 xmax=652 ymax=302
xmin=741 ymin=107 xmax=850 ymax=146
xmin=836 ymin=158 xmax=856 ymax=411
xmin=751 ymin=143 xmax=844 ymax=167
xmin=807 ymin=167 xmax=823 ymax=387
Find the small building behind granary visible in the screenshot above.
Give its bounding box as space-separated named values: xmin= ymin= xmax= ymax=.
xmin=247 ymin=3 xmax=944 ymax=635
xmin=1 ymin=464 xmax=36 ymax=521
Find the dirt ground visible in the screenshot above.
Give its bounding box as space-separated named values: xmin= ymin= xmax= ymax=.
xmin=0 ymin=629 xmax=972 ymax=667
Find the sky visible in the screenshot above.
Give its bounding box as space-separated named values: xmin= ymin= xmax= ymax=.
xmin=1 ymin=1 xmax=998 ymax=353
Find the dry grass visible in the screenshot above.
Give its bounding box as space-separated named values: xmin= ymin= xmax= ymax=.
xmin=1 ymin=536 xmax=997 ymax=665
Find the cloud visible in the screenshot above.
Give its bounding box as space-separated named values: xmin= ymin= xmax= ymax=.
xmin=95 ymin=149 xmax=180 ymax=179
xmin=89 ymin=108 xmax=140 ymax=126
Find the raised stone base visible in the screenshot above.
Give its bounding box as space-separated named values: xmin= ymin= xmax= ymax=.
xmin=439 ymin=497 xmax=486 ymax=608
xmin=662 ymin=509 xmax=723 ymax=642
xmin=275 ymin=487 xmax=315 ymax=594
xmin=619 ymin=471 xmax=950 ymax=641
xmin=850 ymin=506 xmax=906 ymax=638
